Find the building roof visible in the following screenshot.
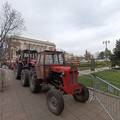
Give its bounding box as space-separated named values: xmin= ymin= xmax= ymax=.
xmin=11 ymin=36 xmax=56 ymax=47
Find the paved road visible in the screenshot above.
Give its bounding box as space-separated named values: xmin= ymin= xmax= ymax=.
xmin=79 ymin=67 xmax=109 ymax=76
xmin=0 ymin=70 xmax=111 ymax=120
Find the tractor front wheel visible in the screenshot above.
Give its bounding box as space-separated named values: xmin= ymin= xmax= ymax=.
xmin=73 ymin=85 xmax=89 ymax=103
xmin=29 ymin=71 xmax=41 ymax=93
xmin=21 ymin=69 xmax=29 ymax=87
xmin=47 ymin=89 xmax=64 ymax=115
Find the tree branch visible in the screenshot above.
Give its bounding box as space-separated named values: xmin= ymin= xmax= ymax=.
xmin=0 ymin=2 xmax=25 ymax=61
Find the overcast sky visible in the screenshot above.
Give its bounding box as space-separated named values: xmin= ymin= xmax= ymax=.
xmin=1 ymin=0 xmax=120 ymax=56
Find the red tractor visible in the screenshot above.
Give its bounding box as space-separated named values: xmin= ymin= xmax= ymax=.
xmin=15 ymin=49 xmax=38 ymax=85
xmin=21 ymin=50 xmax=89 ymax=115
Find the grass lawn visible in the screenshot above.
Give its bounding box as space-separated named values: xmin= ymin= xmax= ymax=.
xmin=78 ymin=75 xmax=93 ymax=87
xmin=78 ymin=70 xmax=120 ymax=89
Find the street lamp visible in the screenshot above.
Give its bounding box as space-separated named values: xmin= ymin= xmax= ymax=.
xmin=103 ymin=40 xmax=110 ymax=61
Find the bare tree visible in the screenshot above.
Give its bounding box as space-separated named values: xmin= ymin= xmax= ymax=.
xmin=0 ymin=1 xmax=25 ymax=61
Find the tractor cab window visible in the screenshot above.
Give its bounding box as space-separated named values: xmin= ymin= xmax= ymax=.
xmin=40 ymin=54 xmax=44 ymax=64
xmin=23 ymin=53 xmax=29 ymax=57
xmin=23 ymin=53 xmax=29 ymax=61
xmin=45 ymin=53 xmax=64 ymax=65
xmin=45 ymin=54 xmax=53 ymax=64
xmin=53 ymin=54 xmax=59 ymax=64
xmin=18 ymin=54 xmax=21 ymax=60
xmin=30 ymin=54 xmax=34 ymax=59
xmin=59 ymin=54 xmax=64 ymax=64
xmin=30 ymin=53 xmax=37 ymax=59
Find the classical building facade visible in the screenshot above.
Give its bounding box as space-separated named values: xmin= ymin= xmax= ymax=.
xmin=8 ymin=36 xmax=56 ymax=60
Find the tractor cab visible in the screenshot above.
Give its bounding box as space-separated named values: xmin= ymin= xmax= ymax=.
xmin=35 ymin=50 xmax=66 ymax=80
xmin=15 ymin=49 xmax=38 ymax=79
xmin=38 ymin=50 xmax=65 ymax=65
xmin=16 ymin=49 xmax=38 ymax=64
xmin=35 ymin=50 xmax=79 ymax=93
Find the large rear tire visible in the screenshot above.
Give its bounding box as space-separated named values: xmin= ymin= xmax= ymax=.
xmin=47 ymin=89 xmax=64 ymax=115
xmin=29 ymin=70 xmax=41 ymax=93
xmin=21 ymin=69 xmax=29 ymax=87
xmin=73 ymin=85 xmax=89 ymax=103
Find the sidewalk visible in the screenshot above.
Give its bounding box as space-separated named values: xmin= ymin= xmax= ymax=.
xmin=0 ymin=70 xmax=111 ymax=120
xmin=79 ymin=67 xmax=109 ymax=76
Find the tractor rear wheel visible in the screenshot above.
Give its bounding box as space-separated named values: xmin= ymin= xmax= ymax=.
xmin=29 ymin=71 xmax=41 ymax=93
xmin=73 ymin=85 xmax=89 ymax=103
xmin=47 ymin=89 xmax=64 ymax=115
xmin=21 ymin=69 xmax=29 ymax=87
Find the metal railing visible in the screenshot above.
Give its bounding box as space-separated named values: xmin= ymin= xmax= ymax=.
xmin=91 ymin=75 xmax=120 ymax=120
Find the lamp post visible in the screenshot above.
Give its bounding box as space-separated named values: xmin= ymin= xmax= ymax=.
xmin=103 ymin=40 xmax=110 ymax=61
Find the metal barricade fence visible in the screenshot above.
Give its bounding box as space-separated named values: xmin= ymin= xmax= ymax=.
xmin=91 ymin=75 xmax=120 ymax=120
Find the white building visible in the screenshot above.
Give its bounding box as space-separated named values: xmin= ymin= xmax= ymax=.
xmin=8 ymin=36 xmax=56 ymax=60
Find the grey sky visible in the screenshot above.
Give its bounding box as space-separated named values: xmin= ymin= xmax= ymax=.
xmin=1 ymin=0 xmax=120 ymax=55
